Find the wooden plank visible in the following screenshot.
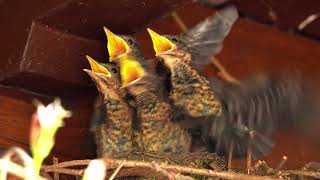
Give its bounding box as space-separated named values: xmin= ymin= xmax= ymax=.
xmin=0 ymin=0 xmax=191 ymax=96
xmin=1 ymin=22 xmax=106 ymax=96
xmin=37 ymin=0 xmax=192 ymax=40
xmin=233 ymin=0 xmax=320 ymax=38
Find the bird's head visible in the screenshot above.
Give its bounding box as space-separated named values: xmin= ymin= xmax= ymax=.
xmin=84 ymin=55 xmax=123 ymax=98
xmin=104 ymin=27 xmax=142 ymax=62
xmin=147 ymin=28 xmax=192 ymax=69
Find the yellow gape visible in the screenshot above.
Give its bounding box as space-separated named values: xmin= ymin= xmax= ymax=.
xmin=85 ymin=55 xmax=112 ymax=77
xmin=118 ymin=55 xmax=145 ymax=87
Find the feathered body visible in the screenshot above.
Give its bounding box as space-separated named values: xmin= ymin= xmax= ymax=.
xmin=94 ymin=86 xmax=133 ymax=156
xmin=127 ymin=76 xmax=192 ymax=153
xmin=104 ymin=30 xmax=191 ymax=153
xmin=90 ymin=62 xmax=122 ymax=131
xmin=84 ymin=59 xmax=134 ymax=156
xmin=120 ymin=55 xmax=192 ymax=153
xmin=160 ymin=50 xmax=223 ymax=118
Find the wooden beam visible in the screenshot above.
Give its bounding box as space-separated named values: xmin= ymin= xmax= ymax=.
xmin=0 ymin=0 xmax=191 ymax=96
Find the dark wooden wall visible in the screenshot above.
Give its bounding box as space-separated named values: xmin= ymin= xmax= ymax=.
xmin=0 ymin=0 xmax=319 ymax=170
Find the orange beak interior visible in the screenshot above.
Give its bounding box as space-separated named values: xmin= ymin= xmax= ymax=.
xmin=85 ymin=55 xmax=111 ymax=77
xmin=147 ymin=28 xmax=175 ymax=56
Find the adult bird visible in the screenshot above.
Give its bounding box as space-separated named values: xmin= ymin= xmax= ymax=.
xmin=146 ymin=5 xmax=310 ymax=159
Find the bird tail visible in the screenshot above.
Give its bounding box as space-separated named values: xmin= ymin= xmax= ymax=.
xmin=207 ymin=72 xmax=317 ymax=159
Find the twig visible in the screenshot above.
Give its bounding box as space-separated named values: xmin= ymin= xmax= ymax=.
xmin=42 ymin=160 xmax=91 ymax=168
xmin=211 ymin=57 xmax=240 ymax=85
xmin=44 ymin=158 xmax=279 ymax=180
xmin=247 ymin=159 xmax=320 ymax=178
xmin=43 ymin=158 xmax=320 ymax=179
xmin=53 ymin=157 xmax=59 ymax=180
xmin=171 ymin=11 xmax=188 ymax=32
xmin=253 ymin=160 xmax=263 ymax=171
xmin=262 ymin=161 xmax=274 ymax=174
xmin=109 ymin=160 xmax=125 ymax=180
xmin=151 ymin=161 xmax=175 ymax=180
xmin=40 ymin=170 xmax=53 ymax=180
xmin=281 ymin=170 xmax=320 ymax=177
xmin=260 ymin=0 xmax=277 ymax=22
xmin=43 ymin=166 xmax=84 ymax=176
xmin=298 ymin=13 xmax=320 ymax=31
xmin=247 ymin=132 xmax=255 ymax=174
xmin=302 ymin=162 xmax=320 ymax=171
xmin=227 ymin=141 xmax=234 ymax=171
xmin=275 ymin=156 xmax=287 ymax=170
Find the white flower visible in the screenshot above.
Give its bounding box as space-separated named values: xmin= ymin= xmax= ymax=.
xmin=36 ymin=98 xmax=71 ymax=129
xmin=83 ymin=160 xmax=106 ymax=180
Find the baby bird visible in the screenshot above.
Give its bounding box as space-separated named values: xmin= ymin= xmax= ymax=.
xmin=90 ymin=61 xmax=121 ymax=131
xmin=147 ymin=4 xmax=238 ymax=119
xmin=105 ymin=28 xmax=191 ymax=153
xmin=84 ymin=56 xmax=134 ymax=157
xmin=90 ymin=27 xmax=143 ymax=136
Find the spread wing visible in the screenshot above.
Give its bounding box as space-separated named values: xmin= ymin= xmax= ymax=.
xmin=181 ymin=5 xmax=238 ymax=66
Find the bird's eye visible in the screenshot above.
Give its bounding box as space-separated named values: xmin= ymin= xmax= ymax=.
xmin=110 ymin=67 xmax=118 ymax=74
xmin=171 ymin=37 xmax=178 ymax=43
xmin=127 ymin=39 xmax=134 ymax=45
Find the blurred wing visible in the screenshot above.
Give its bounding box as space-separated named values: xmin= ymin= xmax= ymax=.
xmin=181 ymin=5 xmax=238 ymax=65
xmin=208 ymin=73 xmax=312 ymax=159
xmin=207 ymin=76 xmax=228 ymax=95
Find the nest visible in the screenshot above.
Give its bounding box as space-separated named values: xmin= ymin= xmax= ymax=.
xmin=40 ymin=150 xmax=320 ymax=180
xmin=1 ymin=147 xmax=320 ymax=179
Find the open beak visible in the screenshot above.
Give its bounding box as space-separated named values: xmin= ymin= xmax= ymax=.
xmin=85 ymin=55 xmax=111 ymax=77
xmin=83 ymin=69 xmax=100 ymax=80
xmin=147 ymin=28 xmax=175 ymax=56
xmin=104 ymin=27 xmax=129 ymax=61
xmin=118 ymin=56 xmax=145 ymax=87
